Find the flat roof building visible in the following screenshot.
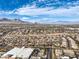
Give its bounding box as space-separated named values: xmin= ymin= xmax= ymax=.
xmin=60 ymin=56 xmax=70 ymax=59
xmin=1 ymin=47 xmax=34 ymax=59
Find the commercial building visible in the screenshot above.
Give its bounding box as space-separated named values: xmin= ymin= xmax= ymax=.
xmin=1 ymin=47 xmax=35 ymax=59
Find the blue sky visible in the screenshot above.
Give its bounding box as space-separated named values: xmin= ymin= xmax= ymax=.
xmin=0 ymin=0 xmax=79 ymax=23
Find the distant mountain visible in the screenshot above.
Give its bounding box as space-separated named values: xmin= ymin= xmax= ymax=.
xmin=56 ymin=20 xmax=71 ymax=23
xmin=53 ymin=20 xmax=79 ymax=24
xmin=39 ymin=20 xmax=79 ymax=24
xmin=0 ymin=18 xmax=32 ymax=24
xmin=0 ymin=18 xmax=12 ymax=21
xmin=0 ymin=18 xmax=79 ymax=24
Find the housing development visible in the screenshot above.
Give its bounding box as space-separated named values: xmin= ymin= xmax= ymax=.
xmin=0 ymin=19 xmax=79 ymax=59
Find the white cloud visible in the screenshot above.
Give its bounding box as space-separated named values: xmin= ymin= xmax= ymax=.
xmin=21 ymin=17 xmax=30 ymax=21
xmin=0 ymin=5 xmax=79 ymax=18
xmin=11 ymin=5 xmax=79 ymax=23
xmin=15 ymin=6 xmax=51 ymax=16
xmin=0 ymin=4 xmax=79 ymax=23
xmin=0 ymin=10 xmax=14 ymax=14
xmin=14 ymin=5 xmax=79 ymax=17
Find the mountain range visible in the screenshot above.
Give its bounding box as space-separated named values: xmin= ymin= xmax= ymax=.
xmin=0 ymin=18 xmax=32 ymax=24
xmin=0 ymin=18 xmax=79 ymax=24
